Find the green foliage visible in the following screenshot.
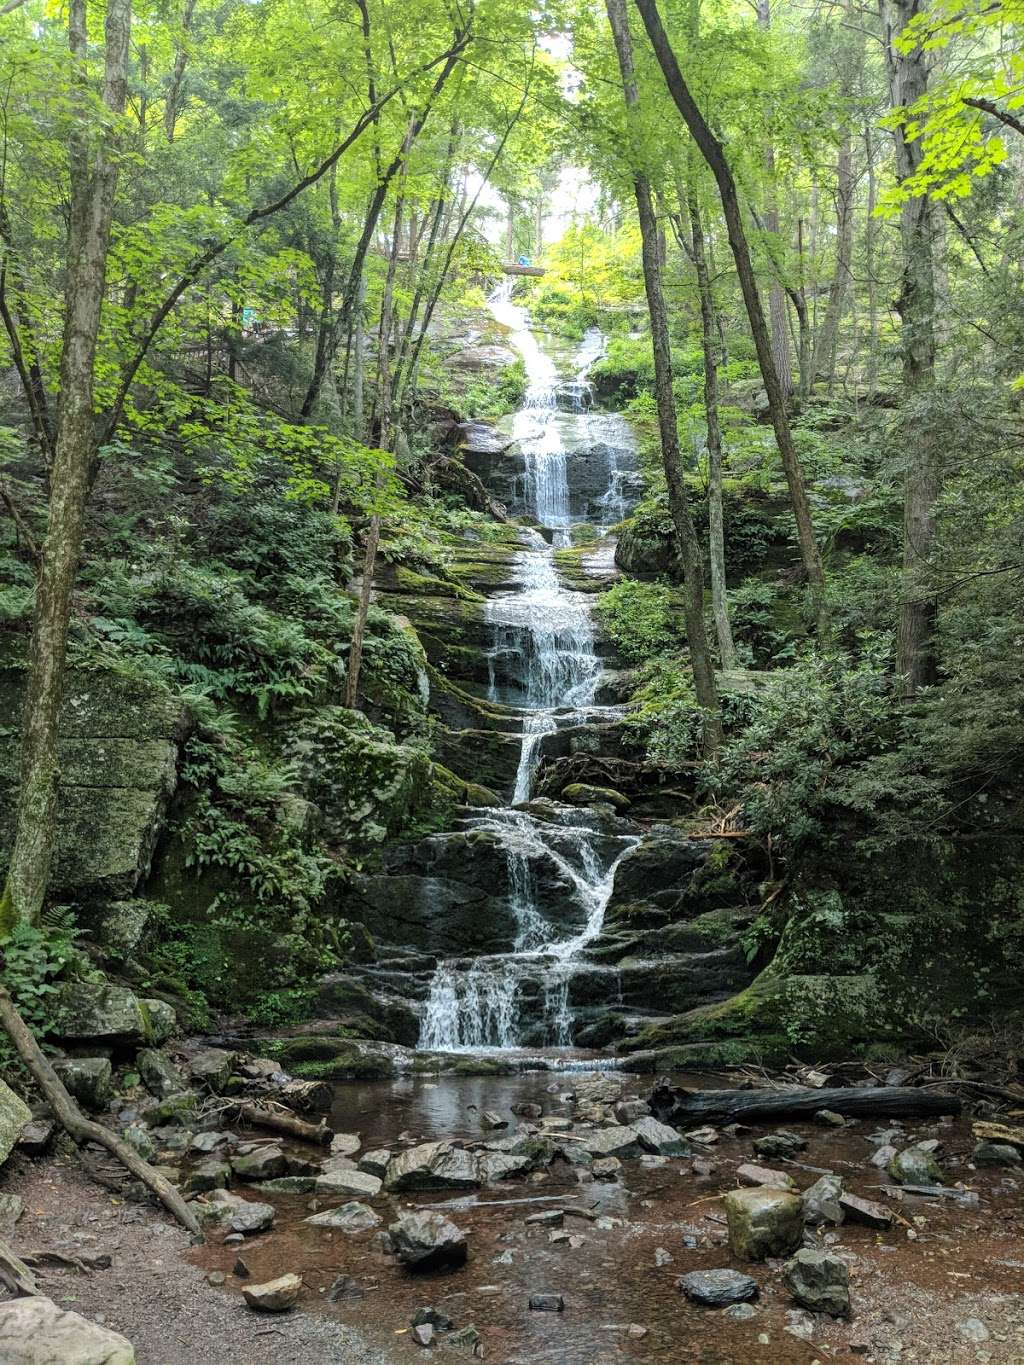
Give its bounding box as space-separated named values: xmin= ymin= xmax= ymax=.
xmin=593 ymin=578 xmax=682 ymax=663
xmin=0 ymin=915 xmax=76 ymax=1071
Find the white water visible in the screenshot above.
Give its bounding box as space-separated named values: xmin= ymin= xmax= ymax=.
xmin=418 ymin=284 xmax=639 ymax=1053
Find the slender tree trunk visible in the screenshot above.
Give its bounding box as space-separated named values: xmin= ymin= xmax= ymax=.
xmin=756 ymin=0 xmax=792 ymax=396
xmin=810 ymin=132 xmax=855 ymax=388
xmin=1 ymin=0 xmax=131 ymax=932
xmin=880 ymin=0 xmax=939 ymax=696
xmin=633 ymin=0 xmax=828 ymax=634
xmin=163 ymin=0 xmax=195 ymax=144
xmin=864 ymin=124 xmax=880 ymax=397
xmin=606 ymin=0 xmax=721 ymax=753
xmin=688 ymin=185 xmax=736 ymax=668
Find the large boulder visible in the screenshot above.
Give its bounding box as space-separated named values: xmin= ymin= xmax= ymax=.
xmin=0 ymin=1295 xmax=135 ymax=1363
xmin=722 ymin=1187 xmax=804 ymax=1261
xmin=389 ymin=1210 xmax=468 ymax=1270
xmin=783 ymin=1248 xmax=851 ymax=1317
xmin=53 ymin=983 xmax=173 ymax=1047
xmin=384 ymin=1142 xmax=479 ymax=1192
xmin=801 ymin=1174 xmax=845 ymax=1226
xmin=0 ymin=1080 xmax=30 ymax=1165
xmin=136 ymin=1048 xmax=185 ymax=1099
xmin=0 ymin=667 xmax=187 ymax=901
xmin=197 ymin=1189 xmax=275 ymax=1235
xmin=53 ymin=1057 xmax=112 ymax=1111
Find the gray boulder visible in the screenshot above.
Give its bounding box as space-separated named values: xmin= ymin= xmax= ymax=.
xmin=53 ymin=1057 xmax=112 ymax=1110
xmin=0 ymin=1079 xmax=31 ymax=1165
xmin=801 ymin=1173 xmax=845 ymax=1226
xmin=632 ymin=1116 xmax=689 ymax=1156
xmin=889 ymin=1142 xmax=945 ymax=1185
xmin=136 ymin=1048 xmax=184 ymax=1099
xmin=231 ymin=1146 xmax=286 ymax=1181
xmin=242 ymin=1273 xmax=302 ymax=1312
xmin=678 ymin=1269 xmax=759 ymax=1307
xmin=182 ymin=1159 xmax=231 ymax=1195
xmin=579 ymin=1125 xmax=642 ymax=1159
xmin=389 ymin=1210 xmax=468 ymax=1270
xmin=783 ymin=1248 xmax=851 ymax=1317
xmin=198 ymin=1188 xmax=275 ymax=1235
xmin=305 ymin=1201 xmax=381 ymax=1231
xmin=358 ymin=1148 xmax=391 ymax=1176
xmin=736 ymin=1163 xmax=796 ymax=1191
xmin=314 ymin=1167 xmax=382 ymax=1198
xmin=384 ymin=1141 xmax=479 ymax=1192
xmin=188 ymin=1048 xmax=235 ymax=1093
xmin=54 ymin=982 xmax=172 ymax=1045
xmin=0 ymin=1295 xmax=135 ymax=1363
xmin=723 ymin=1187 xmax=804 ymax=1261
xmin=973 ymin=1141 xmax=1022 ymax=1167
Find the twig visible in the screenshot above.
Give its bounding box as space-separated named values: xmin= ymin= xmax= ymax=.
xmin=0 ymin=480 xmax=39 ymax=562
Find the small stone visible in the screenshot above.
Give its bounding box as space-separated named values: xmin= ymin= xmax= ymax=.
xmin=678 ymin=1269 xmax=759 ymax=1307
xmin=242 ymin=1273 xmax=302 ymax=1312
xmin=123 ymin=1121 xmax=156 ymax=1161
xmin=814 ymin=1110 xmax=846 ymax=1127
xmin=223 ymin=1233 xmax=244 ymax=1245
xmin=137 ymin=1048 xmax=185 ymax=1100
xmin=685 ymin=1126 xmax=719 ymax=1145
xmin=446 ymin=1326 xmax=482 ymax=1357
xmin=188 ymin=1048 xmax=235 ymax=1094
xmin=207 ymin=1271 xmax=226 ymax=1286
xmin=305 ymin=1201 xmax=381 ymax=1232
xmin=692 ymin=1157 xmax=716 ymax=1177
xmin=614 ymin=1100 xmax=651 ymax=1124
xmin=540 ymin=1116 xmax=572 ymax=1133
xmin=513 ymin=1102 xmax=543 ymax=1119
xmin=480 ymin=1110 xmax=507 ymax=1130
xmin=328 ymin=1275 xmax=364 ymax=1302
xmin=753 ymin=1130 xmax=806 ymax=1160
xmin=182 ymin=1159 xmax=231 ymax=1195
xmin=188 ymin=1130 xmax=232 ymax=1155
xmin=233 ymin=1257 xmax=250 ymax=1278
xmin=958 ymin=1318 xmax=990 ymax=1343
xmin=726 ymin=1303 xmax=757 ymax=1321
xmin=632 ymin=1116 xmax=690 ymax=1156
xmin=838 ymin=1192 xmax=894 ymax=1228
xmin=736 ymin=1162 xmax=796 ymax=1191
xmin=330 ymin=1132 xmax=361 ymax=1156
xmin=654 ymin=1246 xmax=674 ymax=1266
xmin=889 ymin=1143 xmax=945 ymax=1186
xmin=259 ymin=1176 xmax=316 ymax=1194
xmin=870 ymin=1144 xmax=898 ymax=1169
xmin=723 ymin=1187 xmax=804 ymax=1261
xmin=53 ymin=1057 xmax=112 ymax=1110
xmin=358 ymin=1148 xmax=391 ymax=1176
xmin=783 ymin=1248 xmax=851 ymax=1318
xmin=412 ymin=1324 xmax=434 ymax=1347
xmin=801 ymin=1174 xmax=845 ymax=1226
xmin=16 ymin=1118 xmax=56 ymax=1157
xmin=412 ymin=1307 xmax=453 ymax=1331
xmin=231 ymin=1146 xmax=286 ymax=1182
xmin=591 ymin=1156 xmax=621 ymax=1181
xmin=389 ymin=1211 xmax=467 ymax=1270
xmin=529 ymin=1294 xmax=565 ymax=1312
xmin=580 ymin=1126 xmax=641 ymax=1159
xmin=199 ymin=1189 xmax=275 ymax=1235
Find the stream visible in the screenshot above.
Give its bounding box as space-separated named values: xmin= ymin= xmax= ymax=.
xmin=419 ymin=285 xmax=641 ymax=1052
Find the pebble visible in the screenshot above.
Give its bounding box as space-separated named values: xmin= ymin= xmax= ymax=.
xmin=725 ymin=1303 xmax=757 ymax=1321
xmin=654 ymin=1247 xmax=674 ymax=1266
xmin=207 ymin=1271 xmax=225 ymax=1286
xmin=529 ymin=1294 xmax=565 ymax=1312
xmin=959 ymin=1319 xmax=991 ymax=1344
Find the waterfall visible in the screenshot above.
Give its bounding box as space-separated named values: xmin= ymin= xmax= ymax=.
xmin=418 ymin=283 xmax=639 ymax=1053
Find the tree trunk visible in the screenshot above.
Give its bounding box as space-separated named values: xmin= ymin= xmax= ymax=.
xmin=756 ymin=0 xmax=792 ymax=396
xmin=810 ymin=131 xmax=855 ymax=388
xmin=606 ymin=0 xmax=721 ymax=754
xmin=633 ymin=0 xmax=828 ymax=634
xmin=1 ymin=0 xmax=131 ymax=932
xmin=688 ymin=185 xmax=736 ymax=668
xmin=880 ymin=0 xmax=939 ymax=696
xmin=649 ymin=1082 xmax=960 ymax=1126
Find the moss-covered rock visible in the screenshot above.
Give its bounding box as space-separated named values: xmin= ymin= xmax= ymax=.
xmin=54 ymin=982 xmax=176 ymax=1047
xmin=317 ymin=975 xmax=418 ymax=1045
xmin=561 ymin=783 xmax=631 ymax=811
xmin=0 ymin=1080 xmax=30 ymax=1165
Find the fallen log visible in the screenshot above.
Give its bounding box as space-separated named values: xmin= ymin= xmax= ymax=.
xmin=233 ymin=1100 xmax=331 ymax=1146
xmin=649 ymin=1082 xmax=961 ymax=1126
xmin=0 ymin=986 xmax=201 ymax=1238
xmin=972 ymin=1119 xmax=1024 ymax=1150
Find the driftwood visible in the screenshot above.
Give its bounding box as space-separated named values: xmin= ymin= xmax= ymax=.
xmin=649 ymin=1081 xmax=961 ymax=1126
xmin=972 ymin=1119 xmax=1024 ymax=1150
xmin=233 ymin=1100 xmax=331 ymax=1146
xmin=0 ymin=986 xmax=201 ymax=1237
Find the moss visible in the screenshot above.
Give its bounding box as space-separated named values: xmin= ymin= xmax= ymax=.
xmin=447 ymin=1057 xmax=513 ymax=1075
xmin=293 ymin=1049 xmax=393 ymax=1080
xmin=561 ymin=782 xmax=631 ymax=811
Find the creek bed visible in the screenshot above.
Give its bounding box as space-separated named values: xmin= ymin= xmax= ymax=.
xmin=188 ymin=1069 xmax=1024 ymax=1364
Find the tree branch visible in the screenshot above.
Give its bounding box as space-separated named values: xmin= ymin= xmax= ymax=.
xmin=964 ymin=96 xmax=1024 ymax=138
xmin=101 ymin=29 xmax=472 ymax=443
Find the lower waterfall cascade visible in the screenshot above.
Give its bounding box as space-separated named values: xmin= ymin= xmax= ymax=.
xmin=418 ymin=284 xmax=642 ymax=1052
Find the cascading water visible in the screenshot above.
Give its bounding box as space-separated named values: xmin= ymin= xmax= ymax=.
xmin=418 ymin=282 xmax=640 ymax=1053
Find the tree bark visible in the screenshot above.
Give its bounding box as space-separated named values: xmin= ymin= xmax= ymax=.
xmin=688 ymin=184 xmax=736 ymax=668
xmin=880 ymin=0 xmax=939 ymax=696
xmin=606 ymin=0 xmax=721 ymax=754
xmin=1 ymin=0 xmax=131 ymax=932
xmin=0 ymin=986 xmax=202 ymax=1235
xmin=756 ymin=0 xmax=792 ymax=397
xmin=633 ymin=0 xmax=828 ymax=634
xmin=810 ymin=131 xmax=855 ymax=388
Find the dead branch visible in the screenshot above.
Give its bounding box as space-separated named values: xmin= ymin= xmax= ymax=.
xmin=232 ymin=1100 xmax=332 ymax=1146
xmin=0 ymin=986 xmax=201 ymax=1236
